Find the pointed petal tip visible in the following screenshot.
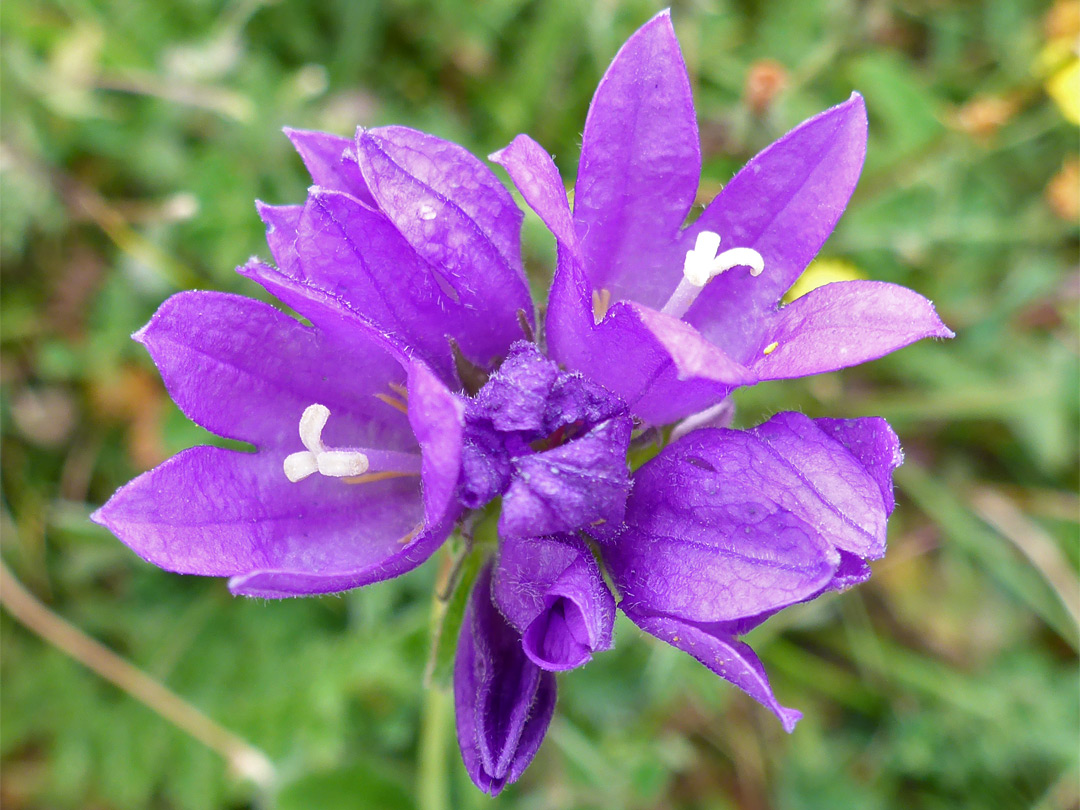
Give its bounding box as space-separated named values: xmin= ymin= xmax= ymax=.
xmin=226 ymin=572 xmax=294 ymax=599
xmin=236 ymin=257 xmax=263 ymax=277
xmin=633 ymin=7 xmax=677 ymax=41
xmin=779 ymin=706 xmax=803 ymax=733
xmin=282 ymin=126 xmax=338 ymax=147
xmin=842 ymin=91 xmax=868 ymax=127
xmin=933 ymin=313 xmax=957 ymax=340
xmin=226 ymin=574 xmax=256 ymax=597
xmin=253 ymin=200 xmax=280 ymax=227
xmin=813 ymin=90 xmax=866 ymax=132
xmin=920 ymin=297 xmax=956 ymax=340
xmin=488 ymin=133 xmax=529 ymax=165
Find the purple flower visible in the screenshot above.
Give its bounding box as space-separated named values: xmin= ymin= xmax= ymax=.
xmin=92 ymin=9 xmax=954 ymax=798
xmin=257 ymin=125 xmax=534 ymax=387
xmin=602 ymin=411 xmax=903 ymax=730
xmin=91 ymin=124 xmax=535 ymax=596
xmin=492 ymin=10 xmax=953 ymax=425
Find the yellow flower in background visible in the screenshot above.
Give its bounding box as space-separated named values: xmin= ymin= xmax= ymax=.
xmin=783 ymin=258 xmax=864 ymax=303
xmin=1038 ymin=0 xmax=1080 ymax=125
xmin=1046 ymin=60 xmax=1079 ymax=125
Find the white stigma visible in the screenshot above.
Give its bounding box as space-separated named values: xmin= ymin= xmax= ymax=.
xmin=661 ymin=231 xmax=765 ymax=319
xmin=283 ymin=403 xmax=369 ymax=482
xmin=683 ymin=231 xmax=764 ymax=287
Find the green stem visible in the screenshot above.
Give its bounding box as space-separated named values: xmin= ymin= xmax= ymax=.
xmin=417 ymin=671 xmax=452 ymax=810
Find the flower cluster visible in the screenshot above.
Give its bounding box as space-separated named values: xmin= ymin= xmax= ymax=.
xmin=93 ymin=11 xmax=952 ymax=795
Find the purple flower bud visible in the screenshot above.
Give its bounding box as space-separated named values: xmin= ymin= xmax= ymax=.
xmin=454 ymin=564 xmax=556 ymax=796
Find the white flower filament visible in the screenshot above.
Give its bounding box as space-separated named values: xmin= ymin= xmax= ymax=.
xmin=660 ymin=231 xmax=764 ymax=319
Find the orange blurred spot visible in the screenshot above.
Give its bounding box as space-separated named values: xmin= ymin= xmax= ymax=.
xmin=1045 ymin=158 xmax=1079 ymax=222
xmin=744 ymin=59 xmax=788 ymax=116
xmin=89 ymin=365 xmax=167 ymax=468
xmin=1045 ymin=0 xmax=1080 ymax=40
xmin=953 ymin=95 xmax=1020 ymax=139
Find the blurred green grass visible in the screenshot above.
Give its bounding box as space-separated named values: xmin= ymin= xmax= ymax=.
xmin=1 ymin=0 xmax=1077 ymax=808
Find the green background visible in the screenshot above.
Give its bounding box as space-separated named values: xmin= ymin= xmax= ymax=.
xmin=2 ymin=0 xmax=1077 ymax=808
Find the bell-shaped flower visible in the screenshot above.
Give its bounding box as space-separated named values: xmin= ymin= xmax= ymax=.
xmin=91 ymin=287 xmax=464 ymax=597
xmin=93 ymin=123 xmax=538 ymax=596
xmin=492 ymin=10 xmax=953 ymax=425
xmin=600 ymin=411 xmax=903 ymax=729
xmin=258 ymin=124 xmax=534 ymax=388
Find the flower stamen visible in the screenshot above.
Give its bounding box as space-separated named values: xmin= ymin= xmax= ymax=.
xmin=342 ymin=470 xmax=420 ymax=485
xmin=284 ymin=404 xmax=424 ymax=484
xmin=283 ymin=403 xmax=370 ymax=482
xmin=660 ymin=231 xmax=764 ymax=319
xmin=375 ymin=392 xmax=409 ymax=415
xmin=592 ymin=288 xmax=612 ymax=324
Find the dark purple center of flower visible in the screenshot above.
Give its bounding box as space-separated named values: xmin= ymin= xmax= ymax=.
xmin=458 ymin=342 xmax=633 ymax=538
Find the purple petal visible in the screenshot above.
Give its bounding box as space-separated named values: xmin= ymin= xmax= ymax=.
xmin=490 ymin=134 xmax=578 ymax=251
xmin=557 ymin=301 xmax=755 ymax=425
xmin=816 ymin=416 xmax=902 ymax=515
xmin=492 ymin=534 xmax=615 ymax=671
xmin=603 ymin=426 xmax=842 ymax=622
xmin=748 ymin=412 xmax=894 ymax=559
xmin=91 ymin=446 xmax=454 ymax=597
xmin=293 ymin=189 xmax=474 ymax=383
xmin=356 ymin=128 xmax=534 ymax=367
xmin=232 ymin=359 xmax=464 ymax=597
xmin=828 ymin=551 xmax=873 ymax=591
xmin=255 ymin=202 xmax=302 ymax=275
xmin=133 ymin=291 xmax=410 ymax=450
xmin=238 ymin=259 xmax=398 ymax=358
xmin=685 ymin=94 xmax=869 ymax=362
xmin=457 ymin=418 xmax=517 ymax=510
xmin=545 ymin=245 xmax=595 ymax=372
xmin=470 ymin=341 xmax=560 ymax=435
xmin=574 ymin=10 xmax=701 ymax=305
xmin=677 ymin=548 xmax=875 ymax=643
xmin=406 ymin=359 xmax=467 ymax=524
xmin=500 ymin=415 xmax=632 ymax=538
xmin=455 ymin=564 xmax=556 ymax=795
xmin=283 ymin=128 xmax=374 ymax=204
xmin=622 ymin=605 xmax=802 ymax=732
xmin=752 ymin=280 xmax=955 ymax=380
xmin=361 ymin=126 xmax=525 ymax=277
